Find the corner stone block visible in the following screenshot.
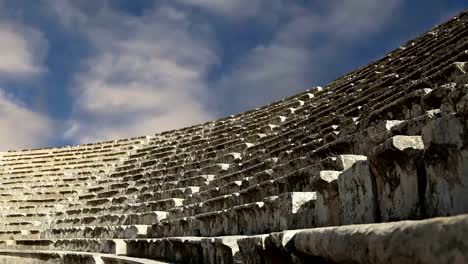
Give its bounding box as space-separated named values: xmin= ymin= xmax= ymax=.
xmin=263 ymin=230 xmax=301 ymax=264
xmin=423 ymin=114 xmax=468 ymax=216
xmin=369 ymin=135 xmax=426 ymax=221
xmin=201 ymin=236 xmax=245 ymax=264
xmin=338 ymin=158 xmax=377 ymax=225
xmin=126 ymin=237 xmax=204 ymax=264
xmin=237 ymin=235 xmax=268 ymax=264
xmin=314 ymin=171 xmax=341 ymax=227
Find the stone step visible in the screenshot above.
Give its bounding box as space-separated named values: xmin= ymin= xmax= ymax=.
xmin=65 ymin=198 xmax=183 ymax=215
xmin=84 ymin=186 xmax=199 ymax=207
xmin=0 ymin=249 xmax=169 ymax=264
xmin=124 ymin=214 xmax=468 ymax=264
xmin=0 ymin=198 xmax=69 ymax=207
xmin=0 ymin=230 xmax=41 ymax=240
xmin=182 ymin=163 xmax=316 ymax=206
xmin=0 ymin=192 xmax=74 ymax=201
xmin=0 ymin=213 xmax=53 ymax=222
xmin=369 ymin=135 xmax=426 ymax=221
xmin=42 ymin=225 xmax=151 ymax=239
xmin=0 ymin=239 xmax=119 ymax=254
xmin=203 ymin=158 xmax=279 ymax=190
xmin=169 ymin=167 xmax=317 ymax=220
xmin=423 ymin=113 xmax=468 ymax=217
xmin=51 ymin=211 xmax=167 ymax=229
xmin=151 ymin=192 xmax=316 ymax=237
xmin=0 ymin=204 xmax=65 ymax=214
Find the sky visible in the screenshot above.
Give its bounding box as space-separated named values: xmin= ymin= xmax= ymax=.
xmin=0 ymin=0 xmax=465 ymax=151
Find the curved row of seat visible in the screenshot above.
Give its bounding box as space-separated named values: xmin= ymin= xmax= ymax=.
xmin=0 ymin=9 xmax=468 ymax=264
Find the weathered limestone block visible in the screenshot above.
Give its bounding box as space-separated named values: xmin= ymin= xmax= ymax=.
xmin=120 ymin=225 xmax=149 ymax=239
xmin=456 ymin=88 xmax=468 ymax=117
xmin=262 ymin=230 xmax=301 ymax=264
xmin=198 ymin=210 xmax=228 ymax=237
xmin=221 ymin=153 xmax=242 ymax=163
xmin=237 ymin=235 xmax=268 ymax=264
xmin=338 ymin=158 xmax=377 ymax=225
xmin=430 ymin=61 xmax=468 ymax=86
xmin=369 ymin=136 xmax=426 ymax=221
xmin=423 ymin=113 xmax=468 ymax=216
xmin=367 ymin=89 xmax=431 ymax=124
xmin=123 ymin=212 xmax=167 ymax=225
xmin=150 ymin=217 xmax=199 ymax=238
xmin=263 ymin=192 xmax=316 ymax=231
xmin=201 ymin=236 xmax=245 ymax=264
xmin=293 ymin=214 xmax=468 ymax=264
xmin=6 ymin=240 xmax=53 ymax=251
xmin=335 ymin=154 xmax=368 ymax=171
xmin=126 ymin=237 xmax=203 ymax=264
xmin=53 ymin=239 xmax=85 ymax=252
xmin=193 ymin=192 xmax=315 ymax=237
xmin=315 ymin=155 xmax=367 ymax=227
xmin=366 ymin=120 xmax=404 ymax=141
xmin=386 ymin=109 xmax=442 ymax=137
xmin=440 ymin=81 xmax=468 ymax=115
xmin=313 ymin=171 xmax=340 ymax=227
xmin=422 ymin=82 xmax=456 ymax=110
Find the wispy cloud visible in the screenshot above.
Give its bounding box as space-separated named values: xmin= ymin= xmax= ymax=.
xmin=58 ymin=3 xmax=218 ymax=143
xmin=0 ymin=19 xmax=51 ymax=150
xmin=215 ymin=0 xmax=402 ymax=112
xmin=52 ymin=0 xmax=403 ymax=143
xmin=0 ymin=23 xmax=47 ymax=79
xmin=0 ymin=90 xmax=52 ymax=150
xmin=173 ymin=0 xmax=286 ymax=21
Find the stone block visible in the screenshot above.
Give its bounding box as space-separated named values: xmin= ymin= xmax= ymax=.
xmin=292 ymin=214 xmax=468 ymax=264
xmin=313 ymin=171 xmax=341 ymax=227
xmin=423 ymin=114 xmax=468 ymax=216
xmin=338 ymin=158 xmax=377 ymax=225
xmin=126 ymin=237 xmax=204 ymax=264
xmin=370 ymin=136 xmax=426 ymax=221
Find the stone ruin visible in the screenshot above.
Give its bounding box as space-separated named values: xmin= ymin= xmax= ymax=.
xmin=0 ymin=9 xmax=468 ymax=264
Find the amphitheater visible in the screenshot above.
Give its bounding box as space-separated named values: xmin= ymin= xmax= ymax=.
xmin=1 ymin=9 xmax=468 ymax=264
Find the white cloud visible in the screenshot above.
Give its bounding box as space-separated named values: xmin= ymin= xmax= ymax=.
xmin=174 ymin=0 xmax=278 ymax=20
xmin=323 ymin=0 xmax=402 ymax=38
xmin=0 ymin=90 xmax=52 ymax=150
xmin=219 ymin=44 xmax=314 ymax=110
xmin=63 ymin=4 xmax=218 ymax=143
xmin=55 ymin=0 xmax=403 ymax=143
xmin=0 ymin=24 xmax=47 ymax=78
xmin=0 ymin=18 xmax=52 ymax=150
xmin=216 ymin=0 xmax=402 ymax=112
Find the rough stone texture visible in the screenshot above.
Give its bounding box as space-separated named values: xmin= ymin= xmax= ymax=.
xmin=0 ymin=250 xmax=168 ymax=264
xmin=423 ymin=113 xmax=468 ymax=216
xmin=0 ymin=9 xmax=468 ymax=264
xmin=314 ymin=171 xmax=341 ymax=227
xmin=338 ymin=158 xmax=376 ymax=225
xmin=293 ymin=214 xmax=468 ymax=264
xmin=369 ymin=136 xmax=426 ymax=221
xmin=314 ymin=155 xmax=368 ymax=227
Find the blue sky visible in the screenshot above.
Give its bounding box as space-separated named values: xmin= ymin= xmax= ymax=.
xmin=0 ymin=0 xmax=465 ymax=150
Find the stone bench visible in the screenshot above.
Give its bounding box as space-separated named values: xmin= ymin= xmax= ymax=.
xmin=51 ymin=211 xmax=167 ymax=229
xmin=151 ymin=192 xmax=316 ymax=238
xmin=0 ymin=230 xmax=41 ymax=240
xmin=129 ymin=214 xmax=468 ymax=264
xmin=423 ymin=113 xmax=468 ymax=217
xmin=64 ymin=199 xmax=183 ymax=221
xmin=0 ymin=249 xmax=169 ymax=263
xmin=43 ymin=225 xmax=150 ymax=239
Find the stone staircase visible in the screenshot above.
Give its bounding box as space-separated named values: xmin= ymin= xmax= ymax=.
xmin=0 ymin=8 xmax=468 ymax=264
